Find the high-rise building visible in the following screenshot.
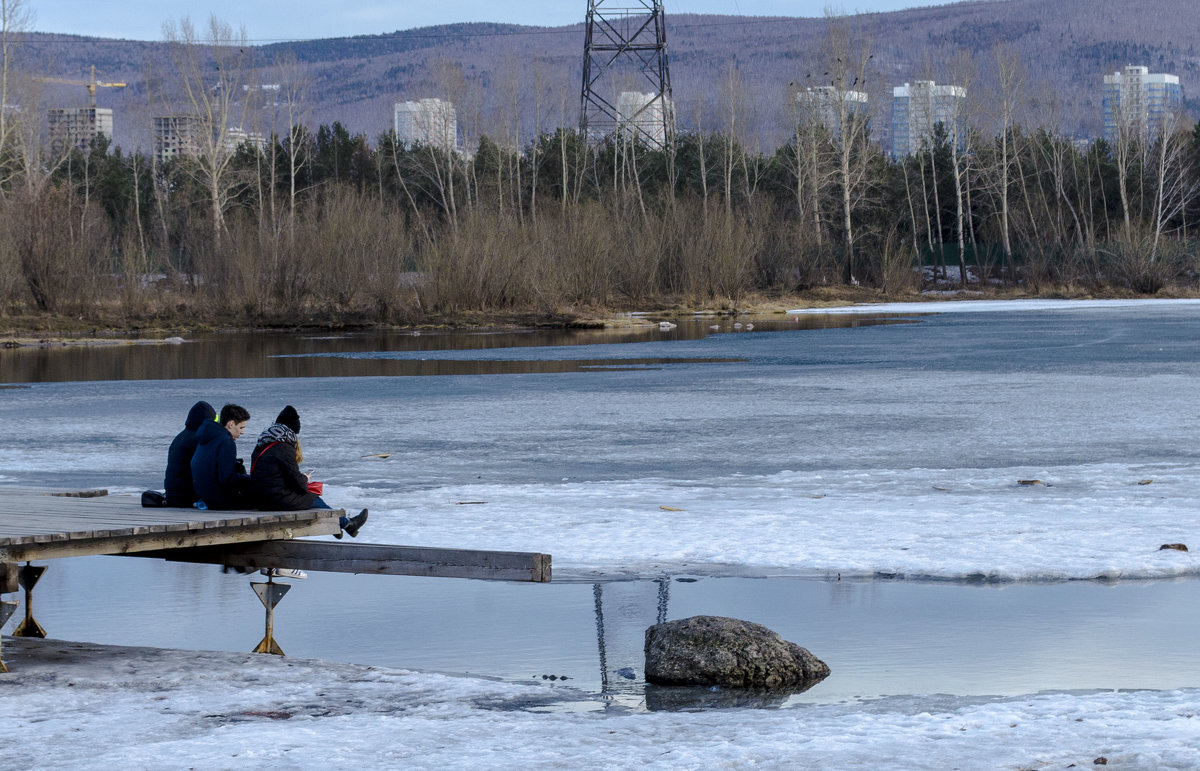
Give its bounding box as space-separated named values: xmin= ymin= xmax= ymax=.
xmin=796 ymin=86 xmax=868 ymax=140
xmin=153 ymin=116 xmax=265 ymax=164
xmin=615 ymin=91 xmax=674 ymax=148
xmin=890 ymin=81 xmax=967 ymax=157
xmin=394 ymin=98 xmax=457 ymax=151
xmin=153 ymin=116 xmax=204 ymax=164
xmin=47 ymin=107 xmax=113 ymax=155
xmin=1103 ymin=66 xmax=1182 ymax=145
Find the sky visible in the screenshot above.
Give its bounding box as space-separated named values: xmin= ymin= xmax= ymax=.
xmin=28 ymin=1 xmax=960 ymax=43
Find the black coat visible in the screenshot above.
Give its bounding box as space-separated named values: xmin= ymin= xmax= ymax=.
xmin=163 ymin=401 xmax=216 ymax=507
xmin=251 ymin=433 xmax=318 ymax=511
xmin=191 ymin=419 xmax=252 ymax=510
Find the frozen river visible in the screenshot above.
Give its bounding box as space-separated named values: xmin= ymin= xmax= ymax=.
xmin=2 ymin=299 xmax=1200 ymax=708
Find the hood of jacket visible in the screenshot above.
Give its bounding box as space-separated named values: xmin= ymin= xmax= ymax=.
xmin=195 ymin=418 xmax=230 ymax=446
xmin=185 ymin=401 xmax=217 ymax=430
xmin=255 ymin=423 xmax=298 ymax=450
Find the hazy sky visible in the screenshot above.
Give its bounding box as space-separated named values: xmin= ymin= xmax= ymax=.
xmin=29 ymin=1 xmax=958 ymax=42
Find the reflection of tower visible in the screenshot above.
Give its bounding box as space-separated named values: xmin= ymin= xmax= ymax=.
xmin=592 ymin=577 xmax=670 ymax=698
xmin=579 ymin=0 xmax=674 ymax=149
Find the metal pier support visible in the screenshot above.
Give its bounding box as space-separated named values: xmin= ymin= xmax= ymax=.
xmin=250 ymin=576 xmax=290 ymax=656
xmin=0 ymin=599 xmax=18 ymax=673
xmin=12 ymin=563 xmax=47 ymax=638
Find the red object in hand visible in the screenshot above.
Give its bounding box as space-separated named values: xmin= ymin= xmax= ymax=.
xmin=307 ymin=481 xmax=324 ymax=495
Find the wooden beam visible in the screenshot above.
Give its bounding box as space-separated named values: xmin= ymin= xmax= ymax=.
xmin=134 ymin=540 xmax=552 ymax=583
xmin=0 ymin=518 xmax=342 ymax=562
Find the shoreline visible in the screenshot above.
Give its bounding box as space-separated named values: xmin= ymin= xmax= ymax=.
xmin=4 ymin=285 xmax=1190 ymax=345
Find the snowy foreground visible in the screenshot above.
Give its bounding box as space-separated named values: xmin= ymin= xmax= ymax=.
xmin=2 ymin=638 xmax=1197 ymax=770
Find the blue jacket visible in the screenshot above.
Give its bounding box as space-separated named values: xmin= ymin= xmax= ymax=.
xmin=190 ymin=419 xmax=251 ymax=510
xmin=163 ymin=401 xmax=216 ymax=507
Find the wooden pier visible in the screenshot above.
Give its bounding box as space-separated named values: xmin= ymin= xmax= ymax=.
xmin=0 ymin=488 xmax=342 ymax=564
xmin=0 ymin=487 xmax=551 ymax=670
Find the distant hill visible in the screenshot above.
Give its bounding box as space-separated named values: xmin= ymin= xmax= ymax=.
xmin=14 ymin=0 xmax=1200 ymax=154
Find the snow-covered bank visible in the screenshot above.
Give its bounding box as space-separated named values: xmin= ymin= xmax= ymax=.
xmin=335 ymin=461 xmax=1200 ymax=581
xmin=792 ymin=297 xmax=1200 ymax=315
xmin=2 ymin=637 xmax=1197 ymax=770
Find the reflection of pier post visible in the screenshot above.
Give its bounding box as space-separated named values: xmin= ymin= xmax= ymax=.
xmin=592 ymin=584 xmax=609 ymax=694
xmin=592 ymin=576 xmax=673 ymax=698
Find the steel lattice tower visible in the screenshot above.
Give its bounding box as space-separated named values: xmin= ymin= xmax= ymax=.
xmin=579 ymin=0 xmax=674 ymax=149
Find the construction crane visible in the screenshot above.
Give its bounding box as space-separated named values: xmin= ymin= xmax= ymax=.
xmin=35 ymin=65 xmax=126 ymax=109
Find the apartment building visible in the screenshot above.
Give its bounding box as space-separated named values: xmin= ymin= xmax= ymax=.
xmin=1102 ymin=65 xmax=1182 ymax=144
xmin=890 ymin=81 xmax=966 ymax=157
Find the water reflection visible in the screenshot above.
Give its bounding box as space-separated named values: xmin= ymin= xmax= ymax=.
xmin=0 ymin=314 xmax=898 ymax=383
xmin=20 ymin=556 xmax=1200 ymax=711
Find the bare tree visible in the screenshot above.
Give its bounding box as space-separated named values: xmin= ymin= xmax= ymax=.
xmin=1149 ymin=116 xmax=1195 ymax=261
xmin=0 ymin=0 xmax=31 ymax=192
xmin=273 ymin=52 xmax=311 ymax=233
xmin=945 ymin=49 xmax=978 ymax=288
xmin=821 ymin=12 xmax=876 ymax=284
xmin=989 ymin=44 xmax=1026 ymax=267
xmin=161 ymin=15 xmax=253 ymax=247
xmin=719 ymin=61 xmax=744 ymax=219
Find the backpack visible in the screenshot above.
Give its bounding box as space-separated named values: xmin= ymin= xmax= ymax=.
xmin=141 ymin=490 xmax=167 ymax=507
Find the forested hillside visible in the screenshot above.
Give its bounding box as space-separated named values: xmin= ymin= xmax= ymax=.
xmin=13 ymin=0 xmax=1200 ymax=154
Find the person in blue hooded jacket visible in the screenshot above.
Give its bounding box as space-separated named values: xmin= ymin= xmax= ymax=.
xmin=164 ymin=400 xmax=217 ymax=507
xmin=191 ymin=403 xmax=253 ymax=510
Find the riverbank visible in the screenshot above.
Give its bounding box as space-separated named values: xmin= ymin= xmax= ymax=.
xmin=1 ymin=283 xmax=1181 ymax=342
xmin=2 ymin=636 xmax=1197 ymax=770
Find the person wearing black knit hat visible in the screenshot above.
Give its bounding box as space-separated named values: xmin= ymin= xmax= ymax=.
xmin=275 ymin=405 xmax=301 ymax=434
xmin=250 ymin=406 xmax=368 ymax=574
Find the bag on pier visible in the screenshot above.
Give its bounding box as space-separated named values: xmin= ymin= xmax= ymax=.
xmin=141 ymin=490 xmax=167 ymax=507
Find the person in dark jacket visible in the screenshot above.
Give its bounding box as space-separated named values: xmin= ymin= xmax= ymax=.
xmin=164 ymin=400 xmax=217 ymax=507
xmin=251 ymin=405 xmax=368 ymax=538
xmin=191 ymin=403 xmax=253 ymax=510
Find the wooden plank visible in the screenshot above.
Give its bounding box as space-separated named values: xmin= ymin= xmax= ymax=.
xmin=135 ymin=541 xmax=553 ymax=583
xmin=0 ymin=516 xmax=342 ymax=562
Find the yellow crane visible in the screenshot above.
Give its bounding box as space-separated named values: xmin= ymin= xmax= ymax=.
xmin=36 ymin=65 xmax=126 ymax=109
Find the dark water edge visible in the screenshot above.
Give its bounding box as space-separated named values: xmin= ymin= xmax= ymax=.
xmin=0 ymin=314 xmax=901 ymax=383
xmin=22 ymin=555 xmax=1200 ymax=711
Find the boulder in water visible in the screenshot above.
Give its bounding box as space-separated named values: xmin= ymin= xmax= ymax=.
xmin=644 ymin=615 xmax=830 ymax=689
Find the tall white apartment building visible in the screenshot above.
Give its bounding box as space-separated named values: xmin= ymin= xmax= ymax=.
xmin=1103 ymin=66 xmax=1182 ymax=144
xmin=47 ymin=107 xmax=113 ymax=155
xmin=796 ymin=86 xmax=868 ymax=140
xmin=616 ymin=91 xmax=674 ymax=149
xmin=394 ymin=98 xmax=457 ymax=151
xmin=890 ymin=81 xmax=967 ymax=157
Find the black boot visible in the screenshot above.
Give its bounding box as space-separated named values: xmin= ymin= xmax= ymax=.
xmin=344 ymin=508 xmax=368 ymax=537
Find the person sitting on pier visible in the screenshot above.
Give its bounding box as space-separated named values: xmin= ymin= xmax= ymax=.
xmin=191 ymin=403 xmax=254 ymax=511
xmin=163 ymin=400 xmax=216 ymax=507
xmin=250 ymin=405 xmax=369 ymax=540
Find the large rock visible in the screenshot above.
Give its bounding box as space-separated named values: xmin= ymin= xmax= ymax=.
xmin=644 ymin=615 xmax=830 ymax=689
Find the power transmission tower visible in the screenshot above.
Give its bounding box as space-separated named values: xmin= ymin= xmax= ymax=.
xmin=579 ymin=0 xmax=674 ymax=149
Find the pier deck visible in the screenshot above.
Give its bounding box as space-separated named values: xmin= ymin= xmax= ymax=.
xmin=0 ymin=488 xmax=341 ymax=563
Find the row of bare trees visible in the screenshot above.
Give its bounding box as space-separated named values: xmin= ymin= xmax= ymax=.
xmin=2 ymin=7 xmax=1200 ymax=325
